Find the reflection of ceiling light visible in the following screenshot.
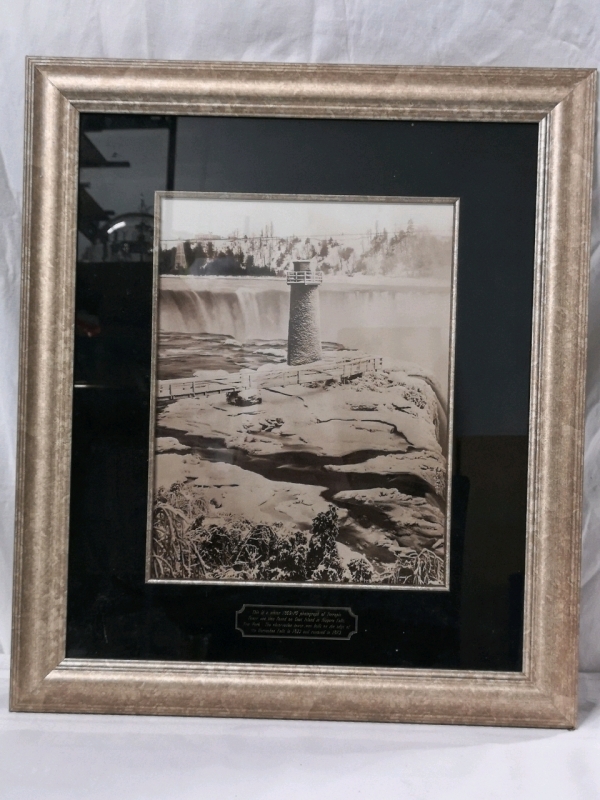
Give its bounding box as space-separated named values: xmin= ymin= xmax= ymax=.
xmin=106 ymin=220 xmax=126 ymax=235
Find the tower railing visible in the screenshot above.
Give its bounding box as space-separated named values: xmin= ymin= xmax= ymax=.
xmin=285 ymin=270 xmax=323 ymax=285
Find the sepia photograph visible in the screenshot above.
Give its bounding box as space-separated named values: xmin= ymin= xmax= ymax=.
xmin=148 ymin=192 xmax=458 ymax=588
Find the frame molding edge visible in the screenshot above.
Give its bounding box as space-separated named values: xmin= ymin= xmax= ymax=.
xmin=10 ymin=58 xmax=597 ymax=729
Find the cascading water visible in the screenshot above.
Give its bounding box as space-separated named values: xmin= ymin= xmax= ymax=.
xmin=159 ymin=282 xmax=289 ymax=341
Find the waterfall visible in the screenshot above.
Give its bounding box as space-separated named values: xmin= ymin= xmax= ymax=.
xmin=159 ymin=283 xmax=289 ymax=341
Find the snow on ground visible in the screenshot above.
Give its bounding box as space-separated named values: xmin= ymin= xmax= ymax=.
xmin=155 ymin=453 xmax=332 ymax=531
xmin=154 ymin=362 xmax=448 ymax=572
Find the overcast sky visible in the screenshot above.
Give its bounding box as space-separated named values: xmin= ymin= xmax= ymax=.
xmin=159 ymin=194 xmax=456 ymax=245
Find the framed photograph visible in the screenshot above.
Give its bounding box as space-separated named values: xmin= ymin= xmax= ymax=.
xmin=149 ymin=191 xmax=457 ymax=591
xmin=10 ymin=58 xmax=596 ymax=727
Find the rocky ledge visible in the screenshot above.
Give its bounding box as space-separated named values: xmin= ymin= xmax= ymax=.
xmin=154 ymin=358 xmax=448 ymax=583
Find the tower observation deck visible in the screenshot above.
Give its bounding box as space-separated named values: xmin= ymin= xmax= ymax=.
xmin=286 ymin=270 xmax=323 ymax=285
xmin=286 ymin=260 xmax=323 ymax=365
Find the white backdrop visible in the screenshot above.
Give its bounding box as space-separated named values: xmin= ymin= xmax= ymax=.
xmin=1 ymin=2 xmax=600 ymax=797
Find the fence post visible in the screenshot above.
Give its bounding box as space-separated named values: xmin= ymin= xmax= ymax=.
xmin=240 ymin=369 xmax=253 ymax=390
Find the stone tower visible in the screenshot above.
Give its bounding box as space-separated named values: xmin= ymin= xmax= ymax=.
xmin=287 ymin=259 xmax=323 ymax=365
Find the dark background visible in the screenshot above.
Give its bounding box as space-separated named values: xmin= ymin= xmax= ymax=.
xmin=67 ymin=114 xmax=537 ymax=671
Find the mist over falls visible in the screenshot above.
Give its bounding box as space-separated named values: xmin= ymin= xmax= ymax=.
xmin=159 ymin=277 xmax=452 ymax=397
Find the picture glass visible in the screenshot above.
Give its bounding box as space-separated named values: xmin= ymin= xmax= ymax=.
xmin=68 ymin=113 xmax=538 ymax=671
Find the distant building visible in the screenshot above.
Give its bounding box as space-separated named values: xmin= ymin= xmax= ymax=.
xmin=174 ymin=242 xmax=186 ymax=272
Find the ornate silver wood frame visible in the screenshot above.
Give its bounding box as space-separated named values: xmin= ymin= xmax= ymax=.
xmin=10 ymin=58 xmax=596 ymax=727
